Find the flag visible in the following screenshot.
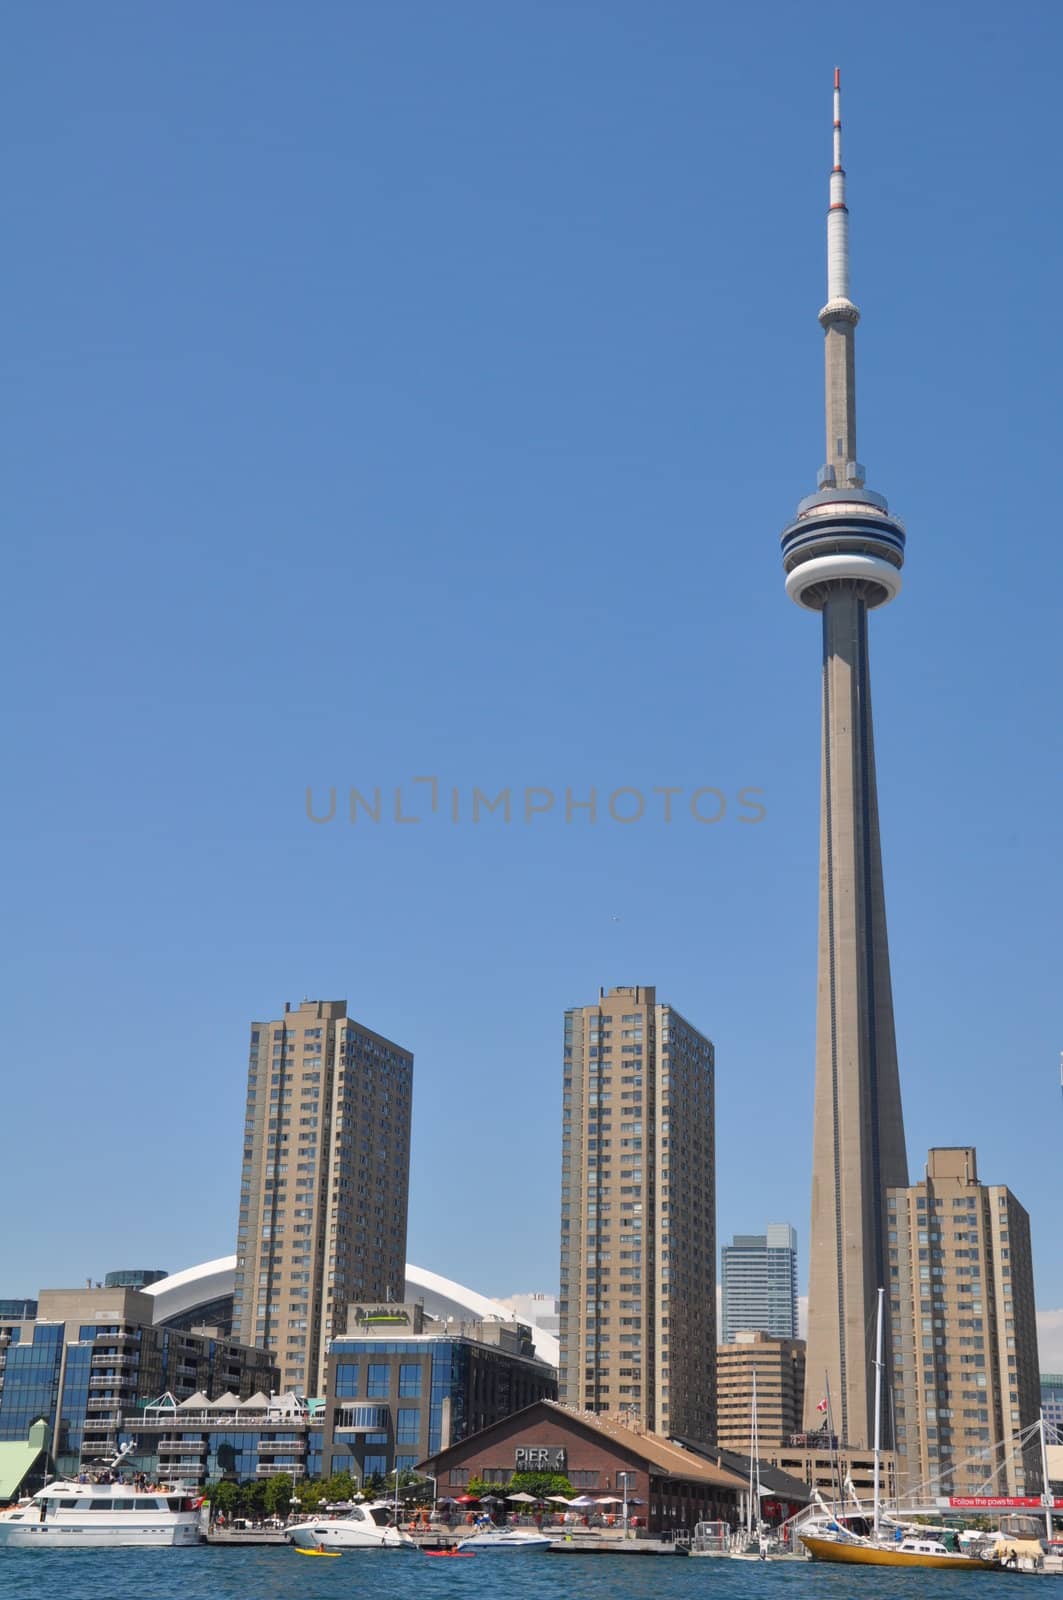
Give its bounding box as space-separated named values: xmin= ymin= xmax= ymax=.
xmin=816 ymin=1397 xmax=828 ymax=1413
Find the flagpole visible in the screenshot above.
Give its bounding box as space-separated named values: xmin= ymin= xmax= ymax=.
xmin=824 ymin=1372 xmax=843 ymax=1511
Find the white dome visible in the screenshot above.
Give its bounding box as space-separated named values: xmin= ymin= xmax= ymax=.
xmin=145 ymin=1256 xmax=559 ymax=1367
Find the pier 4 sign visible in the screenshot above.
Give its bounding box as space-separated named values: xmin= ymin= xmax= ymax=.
xmin=514 ymin=1447 xmax=567 ymax=1473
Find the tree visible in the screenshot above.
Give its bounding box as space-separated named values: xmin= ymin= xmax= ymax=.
xmin=322 ymin=1469 xmax=357 ymax=1504
xmin=468 ymin=1470 xmax=574 ymax=1502
xmin=207 ymin=1480 xmax=239 ymax=1521
xmin=263 ymin=1473 xmax=294 ymax=1521
xmin=294 ymin=1478 xmax=327 ymax=1513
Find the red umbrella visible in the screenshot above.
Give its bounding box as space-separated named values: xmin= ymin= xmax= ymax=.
xmin=455 ymin=1494 xmax=480 ymax=1504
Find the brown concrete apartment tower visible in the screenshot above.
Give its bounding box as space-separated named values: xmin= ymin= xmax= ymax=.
xmin=780 ymin=73 xmax=909 ymax=1448
xmin=558 ymin=985 xmax=716 ymax=1440
xmin=888 ymin=1149 xmax=1043 ymax=1498
xmin=233 ymin=998 xmax=413 ymax=1395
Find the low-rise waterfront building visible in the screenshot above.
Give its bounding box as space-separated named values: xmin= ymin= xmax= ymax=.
xmin=322 ymin=1300 xmax=557 ymax=1480
xmin=125 ymin=1390 xmax=324 ymax=1485
xmin=420 ymin=1398 xmax=747 ymax=1532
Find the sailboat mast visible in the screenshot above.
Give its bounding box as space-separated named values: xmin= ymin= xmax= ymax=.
xmin=873 ymin=1287 xmax=884 ymax=1540
xmin=1041 ymin=1410 xmax=1054 ymax=1544
xmin=747 ymin=1368 xmax=757 ymax=1537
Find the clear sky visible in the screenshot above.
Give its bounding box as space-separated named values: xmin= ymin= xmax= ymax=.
xmin=3 ymin=3 xmax=1061 ymax=1353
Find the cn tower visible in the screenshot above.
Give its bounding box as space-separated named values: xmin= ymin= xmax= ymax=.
xmin=781 ymin=71 xmax=909 ymax=1449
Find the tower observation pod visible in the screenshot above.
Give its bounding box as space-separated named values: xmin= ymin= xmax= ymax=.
xmin=783 ymin=72 xmax=909 ymax=1452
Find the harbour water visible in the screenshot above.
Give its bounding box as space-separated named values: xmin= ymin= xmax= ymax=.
xmin=0 ymin=1548 xmax=1037 ymax=1600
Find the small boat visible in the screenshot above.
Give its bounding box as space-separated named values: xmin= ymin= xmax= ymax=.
xmin=456 ymin=1525 xmax=552 ymax=1552
xmin=294 ymin=1546 xmax=341 ymax=1558
xmin=424 ymin=1549 xmax=476 ymax=1558
xmin=289 ymin=1500 xmax=416 ymax=1552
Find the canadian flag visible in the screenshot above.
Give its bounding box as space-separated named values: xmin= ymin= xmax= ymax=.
xmin=816 ymin=1397 xmax=828 ymax=1413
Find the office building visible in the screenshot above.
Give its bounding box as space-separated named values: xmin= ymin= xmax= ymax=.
xmin=780 ymin=73 xmax=910 ymax=1446
xmin=322 ymin=1300 xmax=556 ymax=1480
xmin=721 ymin=1226 xmax=798 ymax=1344
xmin=558 ymin=984 xmax=716 ymax=1439
xmin=716 ymin=1331 xmax=806 ymax=1451
xmin=233 ymin=998 xmax=413 ymax=1395
xmin=888 ymin=1148 xmax=1042 ymax=1497
xmin=0 ymin=1285 xmax=276 ymax=1475
xmin=1042 ymin=1374 xmax=1063 ymax=1438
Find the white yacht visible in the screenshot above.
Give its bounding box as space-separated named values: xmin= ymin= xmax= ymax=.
xmin=456 ymin=1524 xmax=553 ymax=1551
xmin=0 ymin=1480 xmax=203 ymax=1549
xmin=289 ymin=1501 xmax=416 ymax=1551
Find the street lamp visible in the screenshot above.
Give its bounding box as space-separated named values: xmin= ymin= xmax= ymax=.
xmin=617 ymin=1472 xmax=634 ymax=1538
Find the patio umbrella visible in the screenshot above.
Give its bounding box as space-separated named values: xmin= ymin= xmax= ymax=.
xmin=568 ymin=1495 xmax=599 ymax=1507
xmin=546 ymin=1495 xmax=573 ymax=1505
xmin=480 ymin=1495 xmax=502 ymax=1504
xmin=507 ymin=1491 xmax=540 ymax=1503
xmin=595 ymin=1495 xmax=623 ymax=1505
xmin=454 ymin=1494 xmax=480 ymax=1504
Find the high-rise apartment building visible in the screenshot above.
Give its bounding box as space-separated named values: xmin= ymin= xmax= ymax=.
xmin=558 ymin=985 xmax=716 ymax=1440
xmin=716 ymin=1331 xmax=806 ymax=1451
xmin=233 ymin=998 xmax=413 ymax=1396
xmin=781 ymin=73 xmax=910 ymax=1447
xmin=888 ymin=1148 xmax=1042 ymax=1498
xmin=721 ymin=1226 xmax=798 ymax=1345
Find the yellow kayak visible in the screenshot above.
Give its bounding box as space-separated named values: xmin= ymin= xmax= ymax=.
xmin=294 ymin=1546 xmax=341 ymax=1557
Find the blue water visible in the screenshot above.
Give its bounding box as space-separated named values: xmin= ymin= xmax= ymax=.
xmin=0 ymin=1548 xmax=1034 ymax=1600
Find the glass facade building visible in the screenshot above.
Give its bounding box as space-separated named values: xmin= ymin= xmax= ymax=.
xmin=721 ymin=1225 xmax=799 ymax=1344
xmin=323 ymin=1304 xmax=556 ymax=1481
xmin=0 ymin=1286 xmax=276 ymax=1476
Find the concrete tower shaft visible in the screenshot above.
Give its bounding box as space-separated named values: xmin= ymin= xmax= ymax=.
xmin=781 ymin=72 xmax=910 ymax=1449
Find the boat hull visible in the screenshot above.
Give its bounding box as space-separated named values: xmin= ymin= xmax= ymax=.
xmin=456 ymin=1533 xmax=552 ymax=1552
xmin=0 ymin=1520 xmax=200 ymax=1548
xmin=289 ymin=1523 xmax=414 ymax=1552
xmin=801 ymin=1534 xmax=998 ymax=1569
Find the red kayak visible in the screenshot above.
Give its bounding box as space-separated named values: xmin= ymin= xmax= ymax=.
xmin=424 ymin=1549 xmax=476 ymax=1558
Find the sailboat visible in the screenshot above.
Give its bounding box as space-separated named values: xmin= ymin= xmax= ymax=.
xmin=799 ymin=1290 xmax=1000 ymax=1570
xmin=730 ymin=1370 xmax=775 ymax=1560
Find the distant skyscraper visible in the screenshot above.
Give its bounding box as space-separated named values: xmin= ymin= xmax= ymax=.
xmin=721 ymin=1225 xmax=798 ymax=1344
xmin=558 ymin=985 xmax=716 ymax=1440
xmin=233 ymin=999 xmax=413 ymax=1395
xmin=889 ymin=1148 xmax=1042 ymax=1497
xmin=781 ymin=72 xmax=909 ymax=1447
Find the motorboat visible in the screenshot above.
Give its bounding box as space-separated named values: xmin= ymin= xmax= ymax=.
xmin=456 ymin=1524 xmax=552 ymax=1551
xmin=289 ymin=1501 xmax=416 ymax=1551
xmin=0 ymin=1480 xmax=203 ymax=1549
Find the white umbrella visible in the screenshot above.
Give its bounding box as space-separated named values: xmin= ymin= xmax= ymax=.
xmin=568 ymin=1494 xmax=599 ymax=1507
xmin=546 ymin=1495 xmax=573 ymax=1505
xmin=595 ymin=1495 xmax=623 ymax=1505
xmin=507 ymin=1491 xmax=540 ymax=1503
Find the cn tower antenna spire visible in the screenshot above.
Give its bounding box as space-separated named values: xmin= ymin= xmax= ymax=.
xmin=827 ymin=67 xmax=852 ymax=306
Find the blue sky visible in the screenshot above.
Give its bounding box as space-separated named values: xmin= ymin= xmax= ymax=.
xmin=3 ymin=3 xmax=1061 ymax=1346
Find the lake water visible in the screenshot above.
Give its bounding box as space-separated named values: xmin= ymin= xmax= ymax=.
xmin=0 ymin=1547 xmax=1035 ymax=1600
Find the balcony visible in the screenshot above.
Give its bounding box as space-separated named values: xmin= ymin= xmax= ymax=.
xmin=158 ymin=1438 xmax=208 ymax=1456
xmin=88 ymin=1375 xmax=137 ymax=1391
xmin=333 ymin=1404 xmax=389 ymax=1433
xmin=257 ymin=1461 xmax=307 ymax=1479
xmin=256 ymin=1437 xmax=307 ymax=1455
xmin=91 ymin=1351 xmax=139 ymax=1367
